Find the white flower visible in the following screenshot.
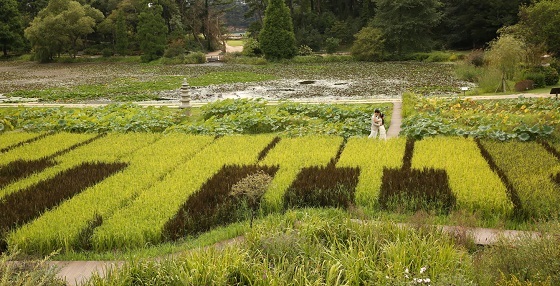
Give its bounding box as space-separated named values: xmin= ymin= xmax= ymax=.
xmin=405 ymin=268 xmax=409 ymax=274
xmin=424 ymin=278 xmax=431 ymax=283
xmin=420 ymin=267 xmax=427 ymax=274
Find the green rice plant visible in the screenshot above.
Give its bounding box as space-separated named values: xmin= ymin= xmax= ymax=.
xmin=0 ymin=132 xmax=96 ymax=168
xmin=91 ymin=135 xmax=275 ymax=251
xmin=0 ymin=131 xmax=45 ymax=152
xmin=480 ymin=140 xmax=560 ymax=219
xmin=259 ymin=136 xmax=344 ymax=213
xmin=336 ymin=137 xmax=407 ymax=209
xmin=0 ymin=133 xmax=150 ymax=200
xmin=411 ymin=137 xmax=513 ymax=218
xmin=7 ymin=134 xmax=211 ymax=255
xmin=0 ymin=162 xmax=127 ymax=251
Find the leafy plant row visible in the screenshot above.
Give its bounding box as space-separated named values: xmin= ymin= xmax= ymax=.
xmin=258 ymin=136 xmax=344 ymax=213
xmin=163 ymin=164 xmax=279 ymax=240
xmin=6 ymin=133 xmax=166 ymax=255
xmin=90 ymin=135 xmax=276 ymax=251
xmin=0 ymin=100 xmax=391 ymax=138
xmin=400 ymin=94 xmax=558 ymax=141
xmin=480 ymin=140 xmax=560 ymax=219
xmin=0 ymin=162 xmax=127 ymax=252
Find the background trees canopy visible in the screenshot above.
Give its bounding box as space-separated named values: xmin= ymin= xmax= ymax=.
xmin=24 ymin=0 xmax=103 ymax=62
xmin=372 ymin=0 xmax=442 ymax=58
xmin=513 ymin=0 xmax=560 ymax=57
xmin=435 ymin=0 xmax=530 ymax=50
xmin=5 ymin=0 xmax=559 ymax=62
xmin=0 ymin=0 xmax=25 ymax=56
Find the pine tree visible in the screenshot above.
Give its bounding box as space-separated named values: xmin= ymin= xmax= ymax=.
xmin=259 ymin=0 xmax=297 ymax=60
xmin=137 ymin=2 xmax=168 ymax=62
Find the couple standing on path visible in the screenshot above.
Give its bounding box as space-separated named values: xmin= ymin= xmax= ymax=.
xmin=368 ymin=109 xmax=386 ymax=140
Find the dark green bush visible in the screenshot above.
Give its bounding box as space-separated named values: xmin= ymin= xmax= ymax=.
xmin=102 ymin=48 xmax=113 ymax=58
xmin=523 ymin=66 xmax=559 ymax=86
xmin=325 ymin=37 xmax=341 ymax=54
xmin=523 ymin=71 xmax=546 ymax=88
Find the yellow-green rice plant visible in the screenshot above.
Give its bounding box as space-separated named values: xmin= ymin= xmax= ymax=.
xmin=6 ymin=133 xmax=167 ymax=254
xmin=0 ymin=131 xmax=44 ymax=151
xmin=0 ymin=132 xmax=96 ymax=167
xmin=336 ymin=137 xmax=406 ymax=209
xmin=259 ymin=136 xmax=343 ymax=213
xmin=481 ymin=140 xmax=560 ymax=219
xmin=412 ymin=137 xmax=513 ymax=218
xmin=1 ymin=133 xmax=157 ymax=199
xmin=91 ymin=135 xmax=275 ymax=251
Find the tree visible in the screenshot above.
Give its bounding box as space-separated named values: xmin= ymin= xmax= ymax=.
xmin=259 ymin=0 xmax=297 ymax=60
xmin=485 ymin=34 xmax=526 ymax=92
xmin=137 ymin=2 xmax=168 ymax=62
xmin=0 ymin=0 xmax=24 ymax=56
xmin=513 ymin=0 xmax=560 ymax=57
xmin=114 ymin=10 xmax=129 ymax=55
xmin=436 ymin=0 xmax=529 ymax=50
xmin=25 ymin=0 xmax=103 ymax=62
xmin=373 ymin=0 xmax=442 ymax=57
xmin=351 ymin=26 xmax=384 ymax=61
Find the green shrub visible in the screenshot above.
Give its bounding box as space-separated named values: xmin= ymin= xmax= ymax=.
xmin=524 ymin=71 xmax=546 ymax=88
xmin=164 ymin=39 xmax=186 ymax=58
xmin=325 ymin=37 xmax=341 ymax=54
xmin=523 ymin=66 xmax=559 ymax=86
xmin=351 ymin=27 xmax=385 ymax=62
xmin=465 ymin=49 xmax=485 ymax=67
xmin=242 ymin=38 xmax=262 ymax=57
xmin=474 ymin=228 xmax=560 ymax=285
xmin=477 ymin=68 xmax=504 ymax=93
xmin=455 ymin=64 xmax=484 ymax=83
xmin=543 ymin=65 xmax=559 ymax=85
xmin=184 ymin=52 xmax=206 ymax=64
xmin=102 ymin=48 xmax=113 ymax=58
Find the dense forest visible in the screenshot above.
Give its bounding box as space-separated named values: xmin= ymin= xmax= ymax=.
xmin=2 ymin=0 xmax=559 ymax=62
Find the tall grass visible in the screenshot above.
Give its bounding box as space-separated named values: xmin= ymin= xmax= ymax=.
xmin=85 ymin=209 xmax=475 ymax=285
xmin=0 ymin=249 xmax=64 ymax=286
